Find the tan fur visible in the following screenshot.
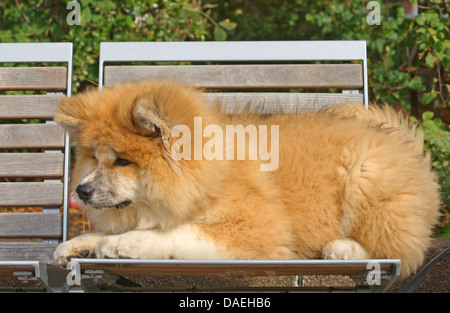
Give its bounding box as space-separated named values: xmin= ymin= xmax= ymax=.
xmin=54 ymin=81 xmax=441 ymax=278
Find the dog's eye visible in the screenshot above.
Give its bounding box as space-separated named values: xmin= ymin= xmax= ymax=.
xmin=114 ymin=158 xmax=132 ymax=167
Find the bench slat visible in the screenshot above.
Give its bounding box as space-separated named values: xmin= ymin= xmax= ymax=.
xmin=75 ymin=259 xmax=395 ymax=277
xmin=0 ymin=124 xmax=65 ymax=149
xmin=0 ymin=67 xmax=67 ymax=91
xmin=104 ymin=64 xmax=363 ymax=89
xmin=0 ymin=262 xmax=37 ymax=277
xmin=0 ymin=153 xmax=64 ymax=178
xmin=0 ymin=212 xmax=62 ymax=238
xmin=0 ymin=182 xmax=63 ymax=207
xmin=205 ymin=92 xmax=363 ymax=113
xmin=0 ymin=95 xmax=61 ymax=119
xmin=0 ymin=242 xmax=58 ymax=262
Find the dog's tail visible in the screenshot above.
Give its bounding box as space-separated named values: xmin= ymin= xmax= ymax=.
xmin=326 ymin=103 xmax=441 ymax=278
xmin=325 ymin=103 xmax=424 ymax=155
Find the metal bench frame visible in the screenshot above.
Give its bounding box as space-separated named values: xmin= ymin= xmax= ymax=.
xmin=0 ymin=42 xmax=72 ymax=292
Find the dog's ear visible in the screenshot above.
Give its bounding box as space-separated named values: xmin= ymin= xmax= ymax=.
xmin=54 ymin=96 xmax=88 ymax=138
xmin=132 ymin=98 xmax=171 ymax=149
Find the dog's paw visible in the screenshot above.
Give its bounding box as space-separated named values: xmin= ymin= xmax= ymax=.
xmin=93 ymin=235 xmax=134 ymax=259
xmin=322 ymin=239 xmax=370 ymax=260
xmin=54 ymin=233 xmax=104 ymax=266
xmin=54 ymin=241 xmax=90 ymax=267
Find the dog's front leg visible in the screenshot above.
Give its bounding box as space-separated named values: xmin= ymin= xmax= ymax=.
xmin=93 ymin=224 xmax=225 ymax=260
xmin=54 ymin=232 xmax=106 ymax=266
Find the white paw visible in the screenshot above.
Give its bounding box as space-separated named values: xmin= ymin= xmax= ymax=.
xmin=54 ymin=241 xmax=83 ymax=267
xmin=93 ymin=235 xmax=135 ymax=259
xmin=53 ymin=233 xmax=104 ymax=266
xmin=322 ymin=239 xmax=370 ymax=260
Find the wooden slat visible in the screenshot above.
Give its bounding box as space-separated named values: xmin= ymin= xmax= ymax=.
xmin=0 ymin=67 xmax=67 ymax=91
xmin=77 ymin=260 xmax=395 ymax=277
xmin=0 ymin=94 xmax=61 ymax=119
xmin=0 ymin=124 xmax=65 ymax=149
xmin=0 ymin=153 xmax=64 ymax=178
xmin=0 ymin=212 xmax=62 ymax=238
xmin=0 ymin=262 xmax=36 ymax=277
xmin=205 ymin=92 xmax=364 ymax=113
xmin=0 ymin=242 xmax=58 ymax=262
xmin=104 ymin=64 xmax=363 ymax=89
xmin=0 ymin=182 xmax=63 ymax=207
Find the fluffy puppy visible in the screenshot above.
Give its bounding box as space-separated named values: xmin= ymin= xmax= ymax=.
xmin=54 ymin=81 xmax=441 ymax=278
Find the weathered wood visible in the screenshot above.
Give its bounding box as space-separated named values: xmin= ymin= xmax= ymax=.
xmin=0 ymin=153 xmax=64 ymax=178
xmin=77 ymin=260 xmax=394 ymax=277
xmin=0 ymin=124 xmax=65 ymax=149
xmin=0 ymin=212 xmax=62 ymax=238
xmin=0 ymin=242 xmax=58 ymax=262
xmin=0 ymin=94 xmax=61 ymax=119
xmin=0 ymin=182 xmax=63 ymax=207
xmin=0 ymin=262 xmax=36 ymax=277
xmin=0 ymin=67 xmax=67 ymax=91
xmin=104 ymin=64 xmax=363 ymax=89
xmin=205 ymin=92 xmax=363 ymax=113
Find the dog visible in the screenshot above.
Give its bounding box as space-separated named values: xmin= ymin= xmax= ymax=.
xmin=53 ymin=80 xmax=441 ymax=278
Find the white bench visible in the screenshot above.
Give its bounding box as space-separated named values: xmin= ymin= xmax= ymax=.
xmin=0 ymin=42 xmax=73 ymax=292
xmin=65 ymin=41 xmax=400 ymax=293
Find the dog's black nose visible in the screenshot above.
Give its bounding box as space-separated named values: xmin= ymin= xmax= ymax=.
xmin=76 ymin=183 xmax=94 ymax=202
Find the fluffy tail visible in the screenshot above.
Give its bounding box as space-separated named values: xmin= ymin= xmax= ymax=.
xmin=325 ymin=103 xmax=424 ymax=155
xmin=326 ymin=103 xmax=441 ymax=278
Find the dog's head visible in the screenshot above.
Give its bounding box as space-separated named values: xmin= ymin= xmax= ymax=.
xmin=55 ymin=81 xmax=222 ymax=229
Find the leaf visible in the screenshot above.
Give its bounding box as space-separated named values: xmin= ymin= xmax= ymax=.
xmin=146 ymin=14 xmax=154 ymax=25
xmin=219 ymin=19 xmax=237 ymax=31
xmin=81 ymin=6 xmax=92 ymax=24
xmin=421 ymin=92 xmax=438 ymax=105
xmin=425 ymin=53 xmax=435 ymax=68
xmin=0 ymin=30 xmax=13 ymax=43
xmin=423 ymin=120 xmax=438 ymax=133
xmin=214 ymin=26 xmax=227 ymax=41
xmin=14 ymin=33 xmax=30 ymax=42
xmin=415 ymin=14 xmax=425 ymax=26
xmin=179 ymin=9 xmax=198 ymax=18
xmin=422 ymin=111 xmax=434 ymax=121
xmin=407 ymin=77 xmax=426 ymax=91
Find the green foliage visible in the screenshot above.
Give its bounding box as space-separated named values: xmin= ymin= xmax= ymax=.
xmin=212 ymin=0 xmax=449 ymax=114
xmin=1 ymin=1 xmax=447 ymax=107
xmin=0 ymin=0 xmax=234 ymax=91
xmin=412 ymin=112 xmax=450 ymax=236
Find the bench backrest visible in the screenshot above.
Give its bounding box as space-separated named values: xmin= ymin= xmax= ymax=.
xmin=0 ymin=43 xmax=72 ymax=261
xmin=99 ymin=41 xmax=368 ymax=112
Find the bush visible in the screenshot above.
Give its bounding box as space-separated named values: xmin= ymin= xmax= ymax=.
xmin=0 ymin=0 xmax=234 ymax=92
xmin=212 ymin=0 xmax=449 ymax=116
xmin=412 ymin=112 xmax=450 ymax=236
